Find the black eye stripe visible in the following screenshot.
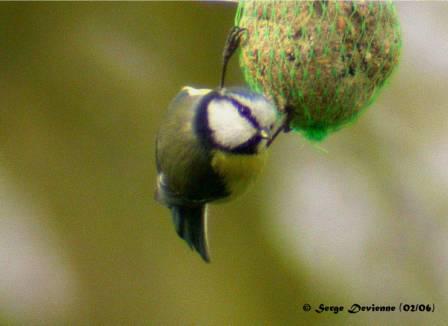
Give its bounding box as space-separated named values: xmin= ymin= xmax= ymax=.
xmin=227 ymin=98 xmax=261 ymax=130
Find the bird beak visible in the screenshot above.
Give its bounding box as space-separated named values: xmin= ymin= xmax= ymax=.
xmin=259 ymin=128 xmax=271 ymax=139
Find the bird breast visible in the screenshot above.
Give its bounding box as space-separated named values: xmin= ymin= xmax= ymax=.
xmin=210 ymin=150 xmax=267 ymax=201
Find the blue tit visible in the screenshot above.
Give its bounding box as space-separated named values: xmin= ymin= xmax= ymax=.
xmin=155 ymin=86 xmax=279 ymax=262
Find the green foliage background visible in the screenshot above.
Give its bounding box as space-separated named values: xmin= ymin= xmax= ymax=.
xmin=0 ymin=2 xmax=446 ymax=325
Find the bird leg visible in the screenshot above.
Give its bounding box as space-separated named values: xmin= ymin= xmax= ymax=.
xmin=220 ymin=26 xmax=247 ymax=89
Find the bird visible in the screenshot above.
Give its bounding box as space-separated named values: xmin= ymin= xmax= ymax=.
xmin=155 ymin=86 xmax=279 ymax=262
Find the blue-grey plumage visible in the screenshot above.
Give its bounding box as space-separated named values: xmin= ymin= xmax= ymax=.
xmin=155 ymin=86 xmax=279 ymax=262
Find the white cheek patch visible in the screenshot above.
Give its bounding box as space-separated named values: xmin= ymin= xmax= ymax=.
xmin=229 ymin=94 xmax=278 ymax=130
xmin=207 ymin=99 xmax=256 ymax=148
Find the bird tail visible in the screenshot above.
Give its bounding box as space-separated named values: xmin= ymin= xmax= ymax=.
xmin=171 ymin=205 xmax=210 ymax=262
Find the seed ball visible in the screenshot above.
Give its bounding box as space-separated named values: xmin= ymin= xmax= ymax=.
xmin=236 ymin=0 xmax=402 ymax=141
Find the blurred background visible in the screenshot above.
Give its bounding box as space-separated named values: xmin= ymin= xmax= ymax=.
xmin=0 ymin=2 xmax=447 ymax=325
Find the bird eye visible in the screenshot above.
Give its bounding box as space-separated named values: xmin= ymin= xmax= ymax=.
xmin=238 ymin=105 xmax=250 ymax=116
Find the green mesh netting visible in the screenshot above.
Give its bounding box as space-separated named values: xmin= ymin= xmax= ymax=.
xmin=235 ymin=0 xmax=402 ymax=141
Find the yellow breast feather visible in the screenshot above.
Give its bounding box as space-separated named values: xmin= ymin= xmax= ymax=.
xmin=211 ymin=150 xmax=267 ymax=200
